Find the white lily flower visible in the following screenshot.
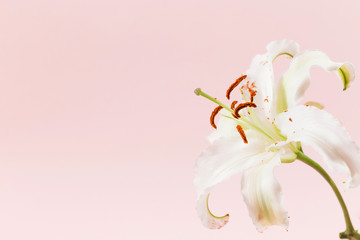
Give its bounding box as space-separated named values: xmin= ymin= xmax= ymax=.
xmin=194 ymin=40 xmax=360 ymax=232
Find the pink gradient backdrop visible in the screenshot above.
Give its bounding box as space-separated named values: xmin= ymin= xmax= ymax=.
xmin=0 ymin=0 xmax=360 ymax=239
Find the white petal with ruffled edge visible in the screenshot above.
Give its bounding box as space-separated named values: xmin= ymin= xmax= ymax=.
xmin=276 ymin=50 xmax=355 ymax=113
xmin=241 ymin=154 xmax=289 ymax=232
xmin=244 ymin=40 xmax=299 ymax=127
xmin=195 ymin=129 xmax=273 ymax=195
xmin=275 ymin=105 xmax=360 ymax=188
xmin=195 ymin=129 xmax=274 ymax=229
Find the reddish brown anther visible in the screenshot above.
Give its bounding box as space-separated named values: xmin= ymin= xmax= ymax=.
xmin=210 ymin=106 xmax=223 ymax=129
xmin=234 ymin=102 xmax=257 ymax=117
xmin=230 ymin=100 xmax=238 ymax=110
xmin=226 ymin=75 xmax=247 ymax=100
xmin=236 ymin=125 xmax=248 ymax=144
xmin=249 ymin=89 xmax=257 ymax=102
xmin=232 ymin=113 xmax=240 ymax=119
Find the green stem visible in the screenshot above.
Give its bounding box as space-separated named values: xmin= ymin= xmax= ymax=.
xmin=296 ymin=151 xmax=360 ymax=239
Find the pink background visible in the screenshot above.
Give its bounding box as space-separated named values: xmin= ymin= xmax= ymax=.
xmin=0 ymin=0 xmax=360 ymax=239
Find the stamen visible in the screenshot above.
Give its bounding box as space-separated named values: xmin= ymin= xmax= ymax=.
xmin=234 ymin=102 xmax=257 ymax=117
xmin=249 ymin=89 xmax=257 ymax=102
xmin=240 ymin=80 xmax=257 ymax=102
xmin=230 ymin=100 xmax=238 ymax=110
xmin=236 ymin=125 xmax=248 ymax=143
xmin=232 ymin=113 xmax=240 ymax=119
xmin=210 ymin=106 xmax=223 ymax=129
xmin=226 ymin=75 xmax=247 ymax=100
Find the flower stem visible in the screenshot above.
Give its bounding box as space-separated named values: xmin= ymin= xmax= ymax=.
xmin=296 ymin=151 xmax=360 ymax=239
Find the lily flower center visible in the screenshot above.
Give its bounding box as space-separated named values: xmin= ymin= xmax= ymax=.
xmin=195 ymin=75 xmax=298 ymax=161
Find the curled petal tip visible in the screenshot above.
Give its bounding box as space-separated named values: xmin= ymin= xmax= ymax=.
xmin=277 ymin=50 xmax=356 ymax=110
xmin=207 ymin=214 xmax=230 ymax=230
xmin=266 ymin=39 xmax=300 ymax=60
xmin=196 ymin=194 xmax=230 ymax=229
xmin=338 ymin=62 xmax=355 ymax=91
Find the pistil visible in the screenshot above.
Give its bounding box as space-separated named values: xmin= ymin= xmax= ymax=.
xmin=194 ymin=88 xmax=233 ymax=113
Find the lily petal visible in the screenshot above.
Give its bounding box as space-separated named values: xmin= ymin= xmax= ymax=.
xmin=266 ymin=39 xmax=300 ymax=60
xmin=246 ymin=40 xmax=300 ymax=122
xmin=276 ymin=50 xmax=355 ymax=113
xmin=275 ymin=105 xmax=360 ymax=188
xmin=207 ymin=109 xmax=242 ymax=143
xmin=196 ymin=194 xmax=229 ymax=229
xmin=194 ymin=130 xmax=273 ymax=229
xmin=304 ymin=101 xmax=324 ymax=109
xmin=241 ymin=154 xmax=289 ymax=232
xmin=195 ymin=129 xmax=273 ymax=196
